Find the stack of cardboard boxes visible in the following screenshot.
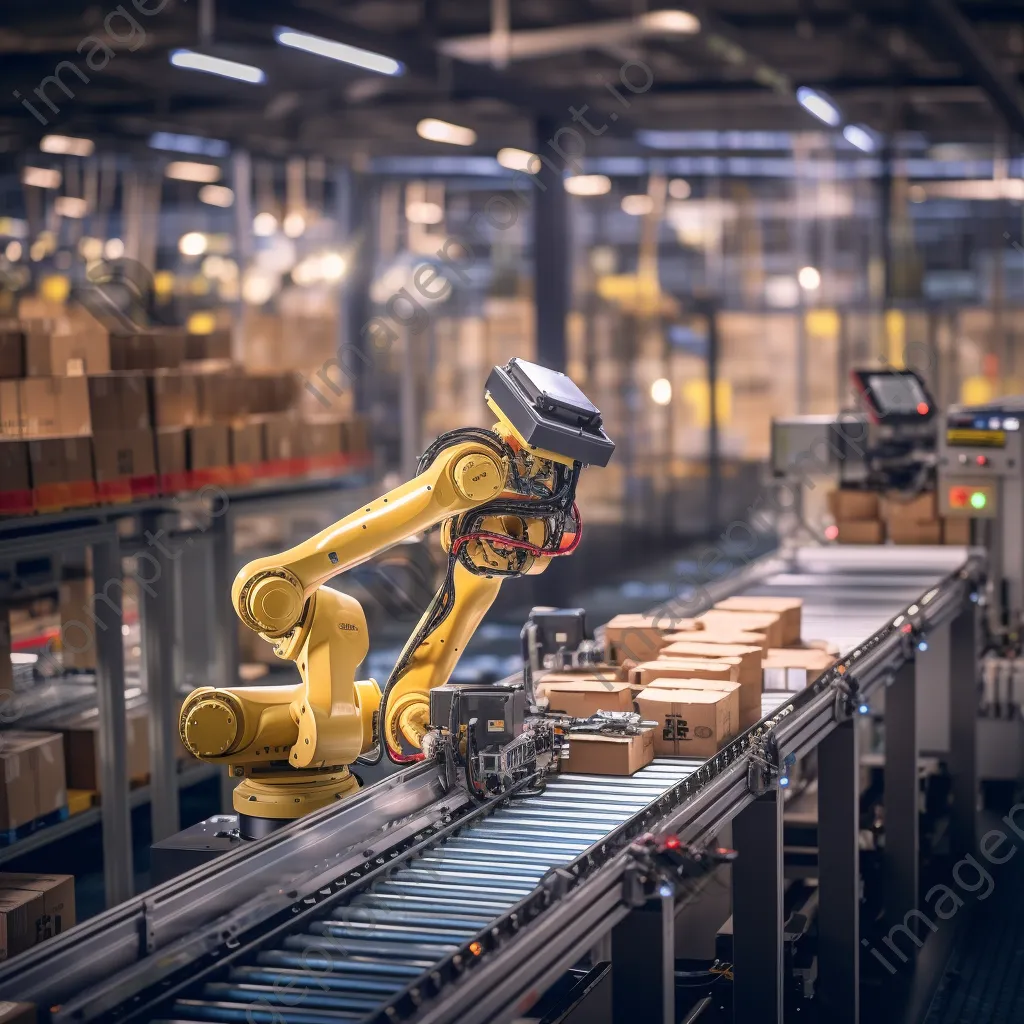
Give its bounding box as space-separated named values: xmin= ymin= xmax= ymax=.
xmin=0 ymin=871 xmax=75 ymax=966
xmin=828 ymin=488 xmax=971 ymax=545
xmin=0 ymin=730 xmax=67 ymax=835
xmin=0 ymin=305 xmax=372 ymax=515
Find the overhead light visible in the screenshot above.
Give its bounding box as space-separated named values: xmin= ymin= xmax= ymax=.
xmin=796 ymin=86 xmax=841 ymax=127
xmin=283 ymin=211 xmax=306 ymax=237
xmin=842 ymin=124 xmax=876 ymax=153
xmin=321 ymin=252 xmax=348 ymax=282
xmin=253 ymin=212 xmax=278 ymax=237
xmin=651 ymin=378 xmax=673 ymax=405
xmin=165 ymin=161 xmax=221 ymax=183
xmin=798 ymin=265 xmax=821 ymax=291
xmin=565 ymin=174 xmax=611 ymax=196
xmin=242 ymin=267 xmax=277 ymax=305
xmin=40 ymin=135 xmax=94 ymax=157
xmin=621 ymin=194 xmax=654 ymax=216
xmin=170 ymin=49 xmax=266 ymax=85
xmin=274 ymin=26 xmax=403 ymax=76
xmin=641 ymin=9 xmax=701 ymax=34
xmin=179 ymin=231 xmax=208 ymax=257
xmin=908 ymin=185 xmax=927 ymax=203
xmin=497 ymin=148 xmax=539 ymax=173
xmin=55 ymin=196 xmax=88 ymax=219
xmin=406 ymin=201 xmax=444 ymax=224
xmin=668 ymin=178 xmax=691 ymax=200
xmin=149 ymin=131 xmax=229 ymax=158
xmin=199 ymin=184 xmax=234 ymax=207
xmin=4 ymin=241 xmax=22 ymax=262
xmin=22 ymin=166 xmax=61 ymax=189
xmin=416 ymin=118 xmax=477 ymax=147
xmin=104 ymin=238 xmax=125 ymax=260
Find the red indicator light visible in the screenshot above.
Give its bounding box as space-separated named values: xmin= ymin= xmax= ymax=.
xmin=917 ymin=402 xmax=929 ymax=415
xmin=663 ymin=835 xmax=682 ymax=850
xmin=825 ymin=524 xmax=839 ymax=540
xmin=976 ymin=455 xmax=988 ymax=466
xmin=950 ymin=487 xmax=970 ymax=509
xmin=900 ymin=623 xmax=913 ymax=634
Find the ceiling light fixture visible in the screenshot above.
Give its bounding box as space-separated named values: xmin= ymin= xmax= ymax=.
xmin=253 ymin=212 xmax=278 ymax=237
xmin=798 ymin=265 xmax=821 ymax=290
xmin=21 ymin=167 xmax=62 ymax=189
xmin=640 ymin=9 xmax=701 ymax=34
xmin=416 ymin=118 xmax=477 ymax=147
xmin=149 ymin=132 xmax=230 ymax=157
xmin=165 ymin=161 xmax=222 ymax=183
xmin=842 ymin=124 xmax=876 ymax=153
xmin=564 ymin=174 xmax=611 ymax=196
xmin=170 ymin=49 xmax=266 ymax=85
xmin=621 ymin=194 xmax=654 ymax=216
xmin=668 ymin=178 xmax=691 ymax=200
xmin=795 ymin=86 xmax=841 ymax=126
xmin=199 ymin=184 xmax=235 ymax=207
xmin=497 ymin=147 xmax=539 ymax=173
xmin=274 ymin=27 xmax=403 ymax=76
xmin=40 ymin=135 xmax=94 ymax=157
xmin=54 ymin=196 xmax=88 ymax=219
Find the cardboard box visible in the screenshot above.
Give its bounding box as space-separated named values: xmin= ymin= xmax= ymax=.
xmin=24 ymin=327 xmax=110 ymax=377
xmin=194 ymin=370 xmax=245 ymax=424
xmin=657 ymin=642 xmax=761 ymax=685
xmin=263 ymin=415 xmax=302 ymax=462
xmin=59 ymin=705 xmax=150 ymax=790
xmin=0 ymin=1002 xmax=36 ymax=1023
xmin=535 ymin=666 xmax=625 ymax=691
xmin=888 ymin=519 xmax=942 ymax=545
xmin=835 ymin=520 xmax=884 ymax=544
xmin=187 ymin=424 xmax=230 ymax=470
xmin=602 ymin=613 xmax=699 ymax=664
xmin=0 ymin=442 xmax=30 ymax=493
xmin=696 ymin=610 xmax=784 ymax=648
xmin=762 ymin=648 xmax=835 ymax=692
xmin=0 ymin=382 xmax=18 ymax=438
xmin=0 ymin=872 xmax=75 ymax=957
xmin=0 ymin=327 xmax=24 ymax=378
xmin=827 ymin=489 xmax=879 ymax=521
xmin=150 ymin=372 xmax=199 ymax=428
xmin=540 ymin=679 xmax=634 ymax=718
xmin=305 ymin=421 xmax=342 ymax=458
xmin=664 ymin=628 xmax=767 ymax=656
xmin=230 ymin=421 xmax=263 ymax=465
xmin=713 ymin=596 xmax=803 ymax=646
xmin=60 ymin=577 xmax=95 ymax=671
xmin=342 ymin=417 xmax=370 ymax=454
xmin=634 ymin=687 xmax=737 ymax=758
xmin=881 ymin=491 xmax=937 ymax=523
xmin=17 ymin=378 xmax=90 ymax=437
xmin=943 ymin=517 xmax=971 ymax=545
xmin=88 ymin=375 xmax=150 ymax=432
xmin=186 ymin=327 xmax=232 ymax=362
xmin=92 ymin=430 xmax=155 ymax=483
xmin=629 ymin=658 xmax=739 ymax=690
xmin=156 ymin=428 xmax=187 ymax=478
xmin=28 ymin=437 xmax=93 ymax=487
xmin=0 ymin=888 xmax=43 ymax=960
xmin=564 ymin=728 xmax=654 ymax=776
xmin=0 ymin=731 xmax=66 ymax=830
xmin=109 ymin=328 xmax=186 ymax=372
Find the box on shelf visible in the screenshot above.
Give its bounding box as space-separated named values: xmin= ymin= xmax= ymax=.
xmin=186 ymin=327 xmax=232 ymax=362
xmin=880 ymin=491 xmax=937 ymax=524
xmin=539 ymin=679 xmax=633 ymax=718
xmin=713 ymin=596 xmax=803 ymax=646
xmin=28 ymin=437 xmax=93 ymax=487
xmin=263 ymin=415 xmax=302 ymax=463
xmin=60 ymin=578 xmax=95 ymax=670
xmin=835 ymin=520 xmax=884 ymax=544
xmin=0 ymin=382 xmax=18 ymax=438
xmin=342 ymin=417 xmax=369 ymax=455
xmin=888 ymin=519 xmax=942 ymax=545
xmin=762 ymin=648 xmax=835 ymax=692
xmin=156 ymin=428 xmax=187 ymax=479
xmin=943 ymin=517 xmax=972 ymax=545
xmin=0 ymin=731 xmax=66 ymax=831
xmin=109 ymin=327 xmax=186 ymax=372
xmin=564 ymin=728 xmax=655 ymax=776
xmin=187 ymin=424 xmax=230 ymax=471
xmin=193 ymin=369 xmax=245 ymax=424
xmin=0 ymin=327 xmax=24 ymax=379
xmin=0 ymin=872 xmax=75 ymax=961
xmin=827 ymin=489 xmax=879 ymax=521
xmin=58 ymin=705 xmax=150 ymax=790
xmin=230 ymin=420 xmax=263 ymax=466
xmin=304 ymin=421 xmax=342 ymax=459
xmin=92 ymin=430 xmax=156 ymax=483
xmin=24 ymin=326 xmax=110 ymax=377
xmin=88 ymin=375 xmax=150 ymax=433
xmin=602 ymin=613 xmax=699 ymax=664
xmin=16 ymin=378 xmax=91 ymax=437
xmin=696 ymin=610 xmax=783 ymax=648
xmin=150 ymin=372 xmax=198 ymax=428
xmin=0 ymin=442 xmax=30 ymax=494
xmin=634 ymin=686 xmax=737 ymax=758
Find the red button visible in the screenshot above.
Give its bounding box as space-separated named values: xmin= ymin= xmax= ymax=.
xmin=976 ymin=455 xmax=988 ymax=466
xmin=950 ymin=487 xmax=970 ymax=508
xmin=917 ymin=402 xmax=929 ymax=415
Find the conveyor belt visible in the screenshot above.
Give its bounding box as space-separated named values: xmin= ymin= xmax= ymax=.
xmin=143 ymin=760 xmax=702 ymax=1024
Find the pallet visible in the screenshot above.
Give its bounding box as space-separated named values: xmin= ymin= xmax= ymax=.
xmin=0 ymin=805 xmax=70 ymax=847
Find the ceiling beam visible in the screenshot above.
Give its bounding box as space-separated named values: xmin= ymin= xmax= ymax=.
xmin=919 ymin=0 xmax=1024 ymax=137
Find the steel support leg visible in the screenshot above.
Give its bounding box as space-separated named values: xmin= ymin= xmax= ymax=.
xmin=209 ymin=506 xmax=239 ymax=813
xmin=533 ymin=116 xmax=570 ymax=373
xmin=885 ymin=660 xmax=918 ymax=929
xmin=91 ymin=534 xmax=133 ymax=907
xmin=140 ymin=511 xmax=179 ymax=842
xmin=732 ymin=790 xmax=784 ymax=1023
xmin=949 ymin=602 xmax=978 ymax=857
xmin=611 ymin=893 xmax=675 ymax=1024
xmin=818 ymin=718 xmax=860 ymax=1024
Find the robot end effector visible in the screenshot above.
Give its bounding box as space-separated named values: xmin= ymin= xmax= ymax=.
xmin=179 ymin=359 xmax=615 ymax=820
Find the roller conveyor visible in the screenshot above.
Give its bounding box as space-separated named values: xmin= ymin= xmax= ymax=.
xmin=140 ymin=762 xmax=701 ymax=1024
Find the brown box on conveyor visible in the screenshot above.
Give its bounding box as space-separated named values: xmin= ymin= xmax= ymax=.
xmin=564 ymin=728 xmax=654 ymax=776
xmin=943 ymin=517 xmax=971 ymax=545
xmin=880 ymin=492 xmax=937 ymax=524
xmin=629 ymin=658 xmax=739 ymax=691
xmin=634 ymin=687 xmax=737 ymax=759
xmin=663 ymin=628 xmax=767 ymax=656
xmin=540 ymin=679 xmax=633 ymax=718
xmin=0 ymin=872 xmax=75 ymax=961
xmin=835 ymin=520 xmax=884 ymax=544
xmin=602 ymin=613 xmax=700 ymax=664
xmin=713 ymin=596 xmax=803 ymax=646
xmin=657 ymin=641 xmax=763 ymax=720
xmin=827 ymin=489 xmax=879 ymax=521
xmin=888 ymin=519 xmax=942 ymax=545
xmin=762 ymin=648 xmax=835 ymax=692
xmin=696 ymin=610 xmax=784 ymax=648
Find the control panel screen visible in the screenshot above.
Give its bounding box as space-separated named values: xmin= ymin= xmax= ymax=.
xmin=851 ymin=368 xmax=934 ymax=425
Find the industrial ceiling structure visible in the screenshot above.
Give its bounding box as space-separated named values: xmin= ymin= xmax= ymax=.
xmin=1 ymin=0 xmax=1023 ymax=160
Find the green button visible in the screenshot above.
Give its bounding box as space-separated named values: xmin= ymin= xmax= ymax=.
xmin=970 ymin=491 xmax=987 ymax=510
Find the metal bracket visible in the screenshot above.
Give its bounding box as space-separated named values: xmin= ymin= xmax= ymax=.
xmin=832 ymin=672 xmax=861 ymax=721
xmin=746 ymin=729 xmax=781 ymax=796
